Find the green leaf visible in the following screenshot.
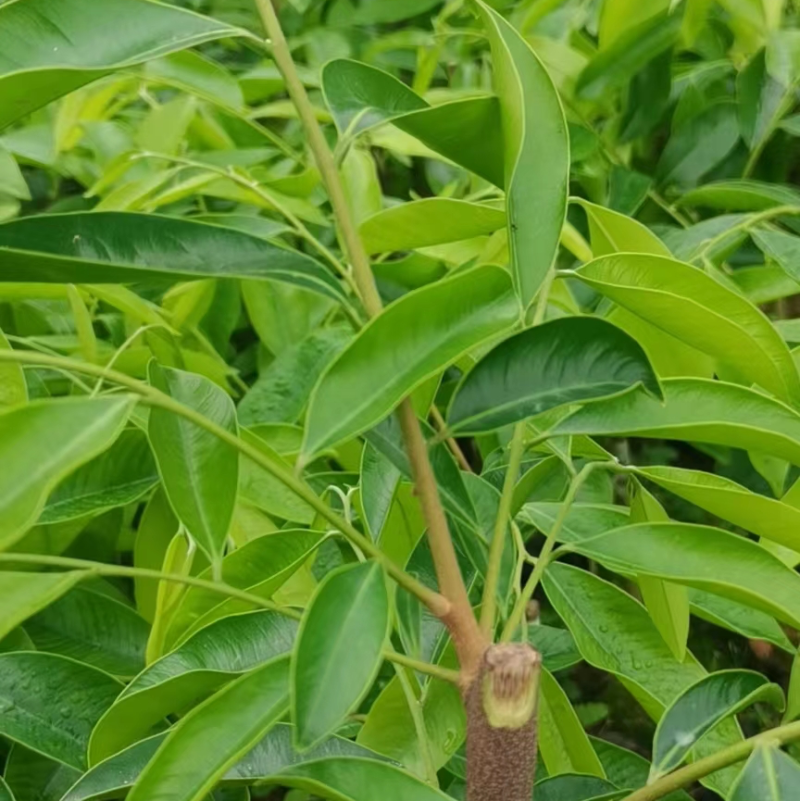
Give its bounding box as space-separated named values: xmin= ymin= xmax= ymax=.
xmin=126 ymin=657 xmax=290 ymax=801
xmin=89 ymin=609 xmax=297 ymax=764
xmin=554 ymin=378 xmax=800 ymax=466
xmin=0 ymin=213 xmax=347 ymax=304
xmin=360 ymin=444 xmax=401 ymax=541
xmin=571 ymin=522 xmax=800 ymax=629
xmin=39 ymin=429 xmax=158 ymax=524
xmin=637 ymin=465 xmax=800 ymax=551
xmin=753 ymin=228 xmax=800 ymax=283
xmin=521 ymin=502 xmax=629 ymax=544
xmin=25 ymin=586 xmax=149 ymax=677
xmin=653 ymin=670 xmax=784 ymax=776
xmin=303 ymin=266 xmax=518 ymax=457
xmin=538 ymin=668 xmax=605 ymax=778
xmin=534 ymin=775 xmax=621 ymax=801
xmin=729 ymin=744 xmax=800 ymax=800
xmin=543 ymin=564 xmax=741 ymax=796
xmin=0 ymin=777 xmax=13 ymax=801
xmin=163 ymin=530 xmax=323 ymax=649
xmin=292 ymin=562 xmax=390 ymax=750
xmin=148 ymin=362 xmax=237 ymax=568
xmin=447 ymin=316 xmax=661 ymax=435
xmin=321 ymin=60 xmax=504 ymax=186
xmin=0 ymin=571 xmax=85 ymax=642
xmin=0 ymin=0 xmax=250 ymax=131
xmin=0 ymin=327 xmax=25 ymax=408
xmin=572 ymin=254 xmax=800 ymax=405
xmin=476 ymin=0 xmax=569 ymax=306
xmin=0 ymin=652 xmax=121 ymax=769
xmin=678 ymin=180 xmax=800 ymax=212
xmin=572 ymin=198 xmax=670 ymax=257
xmin=0 ymin=396 xmax=132 ymax=550
xmin=5 ymin=746 xmax=79 ymax=801
xmin=359 ymin=199 xmax=506 ymax=255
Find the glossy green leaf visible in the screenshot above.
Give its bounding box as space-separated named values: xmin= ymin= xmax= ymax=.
xmin=303 ymin=266 xmax=518 ymax=457
xmin=653 ymin=670 xmax=784 ymax=776
xmin=520 ymin=502 xmax=629 ymax=544
xmin=359 ymin=199 xmax=506 ymax=255
xmin=0 ymin=213 xmax=346 ymax=304
xmin=293 ymin=562 xmax=390 ymax=750
xmin=678 ymin=180 xmax=800 ymax=212
xmin=126 ymin=657 xmax=290 ymax=801
xmin=5 ymin=746 xmax=79 ymax=801
xmin=89 ymin=610 xmax=297 ymax=764
xmin=571 ymin=522 xmax=800 ymax=629
xmin=555 ymin=378 xmax=800 ymax=466
xmin=0 ymin=327 xmax=25 ymax=408
xmin=572 ymin=254 xmax=800 ymax=405
xmin=638 ymin=465 xmax=800 ymax=551
xmin=534 ymin=774 xmax=621 ymax=801
xmin=163 ymin=530 xmax=322 ymax=649
xmin=476 ymin=0 xmax=569 ymax=306
xmin=447 ymin=316 xmax=661 ymax=434
xmin=0 ymin=571 xmax=85 ymax=642
xmin=0 ymin=652 xmax=121 ymax=769
xmin=39 ymin=429 xmax=157 ymax=524
xmin=729 ymin=744 xmax=800 ymax=800
xmin=148 ymin=362 xmax=237 ymax=568
xmin=543 ymin=564 xmax=741 ymax=796
xmin=572 ymin=198 xmax=670 ymax=257
xmin=26 ymin=586 xmax=149 ymax=677
xmin=360 ymin=443 xmax=401 ymax=541
xmin=0 ymin=396 xmax=132 ymax=550
xmin=538 ymin=668 xmax=605 ymax=778
xmin=0 ymin=0 xmax=250 ymax=131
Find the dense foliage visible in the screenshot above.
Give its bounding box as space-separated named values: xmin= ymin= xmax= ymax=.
xmin=4 ymin=0 xmax=800 ymax=799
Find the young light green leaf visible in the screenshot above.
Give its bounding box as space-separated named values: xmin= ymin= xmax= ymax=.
xmin=292 ymin=561 xmax=390 ymax=750
xmin=39 ymin=429 xmax=158 ymax=524
xmin=25 ymin=586 xmax=149 ymax=677
xmin=0 ymin=396 xmax=132 ymax=550
xmin=555 ymin=378 xmax=800 ymax=466
xmin=359 ymin=199 xmax=506 ymax=255
xmin=126 ymin=657 xmax=290 ymax=801
xmin=303 ymin=266 xmax=518 ymax=457
xmin=572 ymin=198 xmax=670 ymax=257
xmin=148 ymin=362 xmax=237 ymax=568
xmin=0 ymin=327 xmax=25 ymax=408
xmin=89 ymin=610 xmax=297 ymax=764
xmin=447 ymin=316 xmax=661 ymax=435
xmin=572 ymin=522 xmax=800 ymax=629
xmin=729 ymin=744 xmax=800 ymax=800
xmin=476 ymin=0 xmax=569 ymax=306
xmin=0 ymin=652 xmax=121 ymax=769
xmin=0 ymin=571 xmax=86 ymax=642
xmin=652 ymin=670 xmax=784 ymax=776
xmin=538 ymin=668 xmax=605 ymax=778
xmin=0 ymin=0 xmax=251 ymax=131
xmin=0 ymin=213 xmax=346 ymax=304
xmin=572 ymin=254 xmax=800 ymax=405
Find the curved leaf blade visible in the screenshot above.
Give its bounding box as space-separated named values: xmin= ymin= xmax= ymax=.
xmin=292 ymin=562 xmax=390 ymax=750
xmin=447 ymin=316 xmax=661 ymax=434
xmin=729 ymin=744 xmax=800 ymax=800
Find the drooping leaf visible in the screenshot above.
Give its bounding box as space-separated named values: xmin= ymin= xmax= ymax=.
xmin=292 ymin=562 xmax=390 ymax=750
xmin=359 ymin=199 xmax=506 ymax=255
xmin=126 ymin=657 xmax=290 ymax=801
xmin=571 ymin=254 xmax=800 ymax=405
xmin=303 ymin=266 xmax=518 ymax=457
xmin=476 ymin=0 xmax=569 ymax=306
xmin=447 ymin=316 xmax=661 ymax=434
xmin=0 ymin=396 xmax=132 ymax=550
xmin=729 ymin=744 xmax=800 ymax=800
xmin=0 ymin=0 xmax=251 ymax=131
xmin=148 ymin=362 xmax=238 ymax=569
xmin=0 ymin=213 xmax=347 ymax=304
xmin=0 ymin=652 xmax=121 ymax=769
xmin=652 ymin=670 xmax=784 ymax=776
xmin=554 ymin=378 xmax=800 ymax=466
xmin=89 ymin=610 xmax=297 ymax=764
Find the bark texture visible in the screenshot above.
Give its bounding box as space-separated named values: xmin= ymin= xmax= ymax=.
xmin=465 ymin=643 xmax=541 ymax=801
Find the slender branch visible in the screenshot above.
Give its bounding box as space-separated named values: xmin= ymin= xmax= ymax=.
xmin=621 ymin=721 xmax=800 ymax=801
xmin=501 ymin=461 xmax=616 ymax=641
xmin=384 ymin=649 xmax=462 ymax=685
xmin=480 ymin=422 xmax=526 ymax=635
xmin=0 ymin=350 xmax=447 ymax=616
xmin=0 ymin=552 xmax=299 ymax=618
xmin=394 ymin=664 xmax=439 ymax=785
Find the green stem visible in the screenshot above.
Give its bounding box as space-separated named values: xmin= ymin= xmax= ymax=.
xmin=385 ymin=649 xmax=461 ymax=684
xmin=480 ymin=421 xmax=526 ymax=635
xmin=0 ymin=552 xmax=299 ymax=618
xmin=0 ymin=350 xmax=448 ymax=616
xmin=621 ymin=721 xmax=800 ymax=801
xmin=394 ymin=664 xmax=440 ymax=785
xmin=501 ymin=461 xmax=615 ymax=641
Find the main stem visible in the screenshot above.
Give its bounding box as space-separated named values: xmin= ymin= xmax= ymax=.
xmin=253 ymin=0 xmax=485 ymax=672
